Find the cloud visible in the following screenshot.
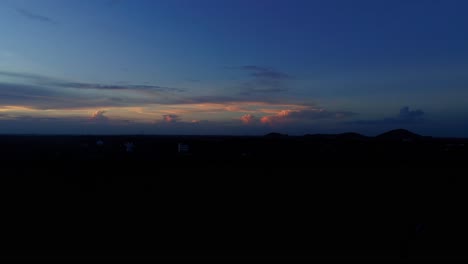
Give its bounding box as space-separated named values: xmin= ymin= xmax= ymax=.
xmin=287 ymin=109 xmax=356 ymax=120
xmin=0 ymin=82 xmax=118 ymax=109
xmin=240 ymin=114 xmax=256 ymax=125
xmin=55 ymin=82 xmax=185 ymax=93
xmin=0 ymin=82 xmax=78 ymax=109
xmin=229 ymin=65 xmax=292 ymax=95
xmin=0 ymin=70 xmax=184 ymax=93
xmin=398 ymin=106 xmax=424 ymax=120
xmin=177 ymin=95 xmax=242 ymax=104
xmin=16 ymin=8 xmax=58 ymax=24
xmin=90 ymin=110 xmax=109 ymax=122
xmin=0 ymin=70 xmax=357 ymax=135
xmin=260 ymin=108 xmax=356 ymax=125
xmin=238 ymin=66 xmax=292 ymax=80
xmin=186 ymin=78 xmax=201 ymax=83
xmin=355 ymin=106 xmax=425 ymax=125
xmin=162 ymin=114 xmax=181 ymax=123
xmin=0 ymin=70 xmax=302 ymax=112
xmin=0 ymin=71 xmax=186 ymax=109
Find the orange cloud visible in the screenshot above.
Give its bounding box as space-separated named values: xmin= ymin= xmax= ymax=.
xmin=90 ymin=110 xmax=109 ymax=122
xmin=0 ymin=100 xmax=344 ymax=126
xmin=240 ymin=114 xmax=255 ymax=124
xmin=259 ymin=107 xmax=355 ymax=125
xmin=260 ymin=109 xmax=297 ymax=124
xmin=162 ymin=114 xmax=180 ymax=123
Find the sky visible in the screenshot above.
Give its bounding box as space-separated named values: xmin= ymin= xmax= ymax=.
xmin=1 ymin=0 xmax=468 ymax=136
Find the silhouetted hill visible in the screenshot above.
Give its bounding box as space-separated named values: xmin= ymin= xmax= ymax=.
xmin=264 ymin=132 xmax=288 ymax=138
xmin=376 ymin=129 xmax=423 ymax=141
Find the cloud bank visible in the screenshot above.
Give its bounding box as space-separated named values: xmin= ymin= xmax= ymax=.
xmin=0 ymin=69 xmax=358 ymax=135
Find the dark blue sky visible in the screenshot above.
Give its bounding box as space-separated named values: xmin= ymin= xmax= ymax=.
xmin=1 ymin=0 xmax=468 ymax=136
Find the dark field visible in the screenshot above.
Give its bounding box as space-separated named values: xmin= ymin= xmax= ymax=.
xmin=1 ymin=133 xmax=468 ymax=261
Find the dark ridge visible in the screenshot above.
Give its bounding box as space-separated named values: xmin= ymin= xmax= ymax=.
xmin=303 ymin=133 xmax=336 ymax=139
xmin=375 ymin=128 xmax=424 ymax=141
xmin=336 ymin=132 xmax=368 ymax=140
xmin=263 ymin=132 xmax=288 ymax=138
xmin=303 ymin=132 xmax=368 ymax=140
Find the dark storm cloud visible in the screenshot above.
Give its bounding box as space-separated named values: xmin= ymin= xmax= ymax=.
xmin=16 ymin=8 xmax=58 ymax=24
xmin=355 ymin=106 xmax=425 ymax=125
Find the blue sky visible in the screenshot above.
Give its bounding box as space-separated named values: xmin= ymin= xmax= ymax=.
xmin=1 ymin=0 xmax=468 ymax=136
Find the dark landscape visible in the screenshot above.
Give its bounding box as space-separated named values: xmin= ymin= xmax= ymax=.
xmin=1 ymin=129 xmax=467 ymax=261
xmin=4 ymin=0 xmax=468 ymax=262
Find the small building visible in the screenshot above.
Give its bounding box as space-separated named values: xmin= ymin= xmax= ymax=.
xmin=124 ymin=142 xmax=135 ymax=153
xmin=178 ymin=143 xmax=189 ymax=154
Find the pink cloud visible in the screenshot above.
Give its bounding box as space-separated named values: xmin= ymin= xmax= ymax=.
xmin=260 ymin=110 xmax=296 ymax=124
xmin=90 ymin=110 xmax=109 ymax=122
xmin=162 ymin=114 xmax=181 ymax=123
xmin=240 ymin=114 xmax=256 ymax=124
xmin=259 ymin=108 xmax=354 ymax=125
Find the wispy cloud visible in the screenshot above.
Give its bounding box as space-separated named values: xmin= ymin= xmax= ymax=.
xmin=229 ymin=65 xmax=292 ymax=95
xmin=57 ymin=82 xmax=185 ymax=93
xmin=0 ymin=71 xmax=184 ymax=93
xmin=0 ymin=70 xmax=357 ymax=134
xmin=238 ymin=65 xmax=292 ymax=80
xmin=16 ymin=8 xmax=58 ymax=25
xmin=0 ymin=71 xmax=185 ymax=109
